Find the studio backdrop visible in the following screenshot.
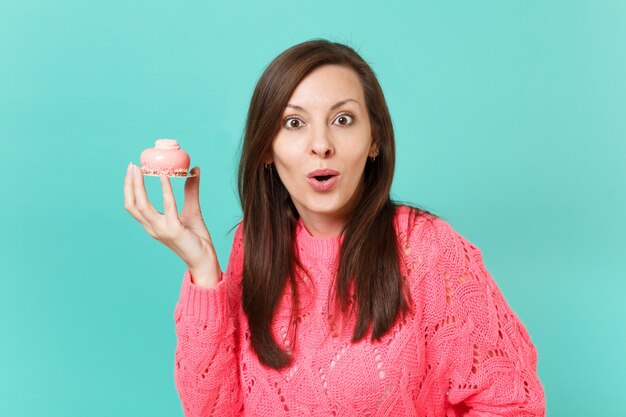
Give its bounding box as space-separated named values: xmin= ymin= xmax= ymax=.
xmin=1 ymin=1 xmax=624 ymax=416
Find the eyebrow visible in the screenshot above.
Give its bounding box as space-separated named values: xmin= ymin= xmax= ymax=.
xmin=286 ymin=98 xmax=360 ymax=113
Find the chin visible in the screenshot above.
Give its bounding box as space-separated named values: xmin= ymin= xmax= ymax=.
xmin=298 ymin=197 xmax=342 ymax=215
xmin=307 ymin=200 xmax=353 ymax=219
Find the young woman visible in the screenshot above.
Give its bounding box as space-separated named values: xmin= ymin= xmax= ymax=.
xmin=124 ymin=39 xmax=545 ymax=416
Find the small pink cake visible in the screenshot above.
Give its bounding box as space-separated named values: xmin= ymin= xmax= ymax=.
xmin=140 ymin=139 xmax=191 ymax=177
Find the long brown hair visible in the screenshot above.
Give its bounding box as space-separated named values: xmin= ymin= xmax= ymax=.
xmin=238 ymin=39 xmax=427 ymax=369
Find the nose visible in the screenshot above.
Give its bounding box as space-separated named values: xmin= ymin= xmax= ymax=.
xmin=310 ymin=127 xmax=334 ymax=159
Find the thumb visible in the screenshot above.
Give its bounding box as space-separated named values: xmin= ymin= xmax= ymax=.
xmin=182 ymin=166 xmax=202 ymax=216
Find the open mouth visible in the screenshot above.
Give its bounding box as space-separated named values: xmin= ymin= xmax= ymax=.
xmin=307 ymin=170 xmax=339 ymax=192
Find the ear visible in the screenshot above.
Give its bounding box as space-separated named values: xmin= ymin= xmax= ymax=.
xmin=368 ymin=141 xmax=379 ymax=158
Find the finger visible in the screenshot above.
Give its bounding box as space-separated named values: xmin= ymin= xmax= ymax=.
xmin=160 ymin=174 xmax=181 ymax=227
xmin=182 ymin=166 xmax=202 ymax=217
xmin=124 ymin=163 xmax=150 ymax=226
xmin=132 ymin=164 xmax=161 ymax=223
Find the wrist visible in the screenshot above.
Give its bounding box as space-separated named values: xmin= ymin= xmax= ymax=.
xmin=188 ymin=264 xmax=221 ymax=289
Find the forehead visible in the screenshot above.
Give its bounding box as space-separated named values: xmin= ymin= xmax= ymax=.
xmin=287 ymin=65 xmax=365 ymax=107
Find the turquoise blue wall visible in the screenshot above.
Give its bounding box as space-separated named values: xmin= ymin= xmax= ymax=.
xmin=2 ymin=1 xmax=624 ymax=415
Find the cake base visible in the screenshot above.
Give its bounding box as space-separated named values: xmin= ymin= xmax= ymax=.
xmin=141 ymin=166 xmax=196 ymax=177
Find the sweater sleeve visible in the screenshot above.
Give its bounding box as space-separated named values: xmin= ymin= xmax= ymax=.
xmin=430 ymin=220 xmax=546 ymax=417
xmin=173 ymin=224 xmax=244 ymax=417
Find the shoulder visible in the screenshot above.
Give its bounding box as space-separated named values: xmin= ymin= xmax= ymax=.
xmin=223 ymin=221 xmax=245 ymax=285
xmin=226 ymin=220 xmax=245 ymax=263
xmin=392 ymin=206 xmax=492 ymax=301
xmin=393 ymin=204 xmax=475 ymax=264
xmin=232 ymin=221 xmax=244 ymax=249
xmin=393 ymin=204 xmax=454 ymax=239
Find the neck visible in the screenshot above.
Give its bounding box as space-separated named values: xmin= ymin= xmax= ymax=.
xmin=299 ymin=214 xmax=345 ymax=237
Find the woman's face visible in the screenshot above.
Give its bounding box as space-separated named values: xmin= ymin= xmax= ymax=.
xmin=269 ymin=64 xmax=377 ymax=236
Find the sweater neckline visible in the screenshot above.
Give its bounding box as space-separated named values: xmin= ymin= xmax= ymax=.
xmin=295 ymin=218 xmax=342 ymax=260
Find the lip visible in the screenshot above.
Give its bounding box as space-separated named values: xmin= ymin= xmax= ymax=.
xmin=306 ymin=169 xmax=340 ymax=192
xmin=307 ymin=169 xmax=340 ymax=178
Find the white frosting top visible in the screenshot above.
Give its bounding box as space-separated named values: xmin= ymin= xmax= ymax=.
xmin=155 ymin=139 xmax=180 ymax=150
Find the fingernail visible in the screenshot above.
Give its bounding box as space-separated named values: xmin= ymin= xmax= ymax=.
xmin=127 ymin=162 xmax=133 ymax=173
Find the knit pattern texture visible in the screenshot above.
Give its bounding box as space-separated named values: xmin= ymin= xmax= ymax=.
xmin=174 ymin=206 xmax=545 ymax=416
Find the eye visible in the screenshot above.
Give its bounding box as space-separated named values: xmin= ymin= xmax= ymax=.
xmin=333 ymin=113 xmax=355 ymax=127
xmin=283 ymin=117 xmax=305 ymax=130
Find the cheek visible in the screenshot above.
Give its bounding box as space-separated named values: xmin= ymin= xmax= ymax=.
xmin=271 ymin=145 xmax=300 ymax=188
xmin=343 ymin=143 xmax=371 ymax=171
xmin=272 ymin=152 xmax=297 ymax=178
xmin=343 ymin=125 xmax=373 ymax=156
xmin=272 ymin=135 xmax=298 ymax=164
xmin=273 ymin=162 xmax=294 ymax=188
xmin=272 ymin=136 xmax=309 ymax=174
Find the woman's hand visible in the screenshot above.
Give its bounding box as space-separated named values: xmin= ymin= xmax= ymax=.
xmin=124 ymin=163 xmax=221 ymax=288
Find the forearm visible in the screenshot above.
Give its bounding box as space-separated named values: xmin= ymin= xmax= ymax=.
xmin=174 ymin=270 xmax=243 ymax=417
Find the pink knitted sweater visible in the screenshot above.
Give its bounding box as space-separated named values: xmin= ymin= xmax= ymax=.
xmin=173 ymin=206 xmax=545 ymax=416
